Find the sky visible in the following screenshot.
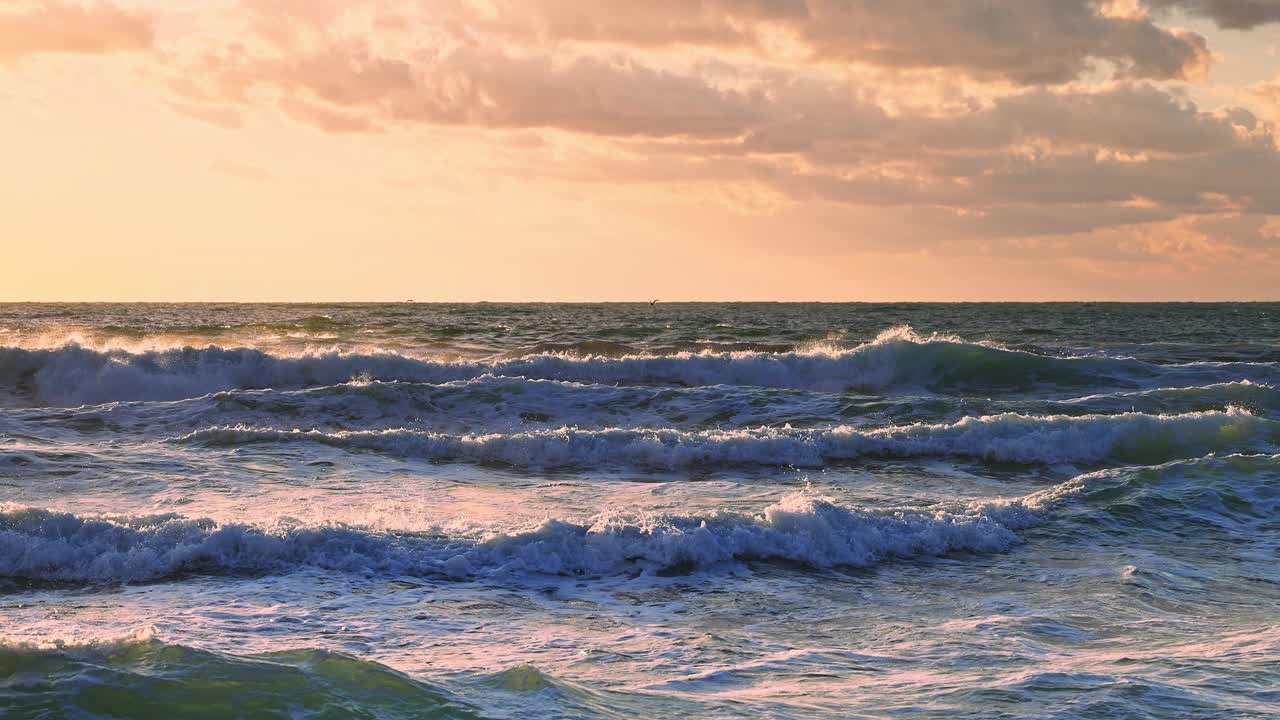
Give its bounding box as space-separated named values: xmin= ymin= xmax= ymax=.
xmin=2 ymin=0 xmax=1279 ymax=301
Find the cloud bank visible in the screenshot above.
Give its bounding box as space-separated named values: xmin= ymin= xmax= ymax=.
xmin=0 ymin=1 xmax=152 ymax=62
xmin=8 ymin=0 xmax=1279 ymax=281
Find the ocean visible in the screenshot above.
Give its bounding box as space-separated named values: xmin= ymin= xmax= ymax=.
xmin=0 ymin=303 xmax=1276 ymax=719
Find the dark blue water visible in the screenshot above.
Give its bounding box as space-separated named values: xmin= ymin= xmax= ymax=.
xmin=1 ymin=303 xmax=1277 ymax=718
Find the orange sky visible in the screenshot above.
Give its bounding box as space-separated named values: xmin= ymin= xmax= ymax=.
xmin=2 ymin=0 xmax=1279 ymax=301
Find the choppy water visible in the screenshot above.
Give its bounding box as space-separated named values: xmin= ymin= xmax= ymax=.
xmin=1 ymin=303 xmax=1277 ymax=719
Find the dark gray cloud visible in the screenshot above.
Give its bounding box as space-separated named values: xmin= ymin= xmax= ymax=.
xmin=1148 ymin=0 xmax=1280 ymax=29
xmin=471 ymin=0 xmax=1212 ymax=85
xmin=793 ymin=0 xmax=1210 ymax=84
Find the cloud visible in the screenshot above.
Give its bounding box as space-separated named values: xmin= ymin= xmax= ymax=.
xmin=767 ymin=112 xmax=1279 ymax=223
xmin=1028 ymin=212 xmax=1280 ymax=272
xmin=747 ymin=83 xmax=1254 ymax=157
xmin=167 ymin=16 xmax=1237 ymax=149
xmin=158 ymin=0 xmax=1280 ymax=245
xmin=174 ymin=41 xmax=771 ymax=139
xmin=469 ymin=0 xmax=1213 ymax=85
xmin=791 ymin=1 xmax=1212 ymax=84
xmin=0 ymin=1 xmax=152 ymax=62
xmin=1148 ymin=0 xmax=1280 ymax=29
xmin=1252 ymin=76 xmax=1280 ymax=112
xmin=23 ymin=0 xmax=1264 ymax=264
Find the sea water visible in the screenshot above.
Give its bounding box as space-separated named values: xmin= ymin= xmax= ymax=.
xmin=0 ymin=303 xmax=1276 ymax=718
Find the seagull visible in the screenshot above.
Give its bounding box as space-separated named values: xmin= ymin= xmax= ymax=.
xmin=649 ymin=299 xmax=660 ymax=306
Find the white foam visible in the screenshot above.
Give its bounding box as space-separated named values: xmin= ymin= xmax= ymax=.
xmin=0 ymin=327 xmax=1205 ymax=407
xmin=178 ymin=408 xmax=1276 ymax=469
xmin=0 ymin=491 xmax=1055 ymax=584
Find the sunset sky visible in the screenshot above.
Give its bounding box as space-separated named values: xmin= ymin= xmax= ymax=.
xmin=3 ymin=0 xmax=1279 ymax=301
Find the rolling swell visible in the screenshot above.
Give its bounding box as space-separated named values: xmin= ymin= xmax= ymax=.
xmin=7 ymin=376 xmax=835 ymax=436
xmin=0 ymin=632 xmax=479 ymax=719
xmin=178 ymin=408 xmax=1277 ymax=469
xmin=11 ymin=377 xmax=1278 ymax=441
xmin=1059 ymin=380 xmax=1280 ymax=415
xmin=1046 ymin=453 xmax=1280 ymax=539
xmin=7 ymin=327 xmax=1271 ymax=407
xmin=6 ymin=454 xmax=1269 ymax=587
xmin=0 ymin=492 xmax=1051 ymax=584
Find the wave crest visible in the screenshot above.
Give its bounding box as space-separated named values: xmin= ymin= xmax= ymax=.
xmin=0 ymin=492 xmax=1049 ymax=584
xmin=178 ymin=408 xmax=1277 ymax=469
xmin=4 ymin=326 xmax=1244 ymax=407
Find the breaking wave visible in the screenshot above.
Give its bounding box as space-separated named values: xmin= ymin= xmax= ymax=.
xmin=177 ymin=408 xmax=1277 ymax=469
xmin=6 ymin=453 xmax=1271 ymax=587
xmin=4 ymin=327 xmax=1274 ymax=406
xmin=0 ymin=492 xmax=1052 ymax=584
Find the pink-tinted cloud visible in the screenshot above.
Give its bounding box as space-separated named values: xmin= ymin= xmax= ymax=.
xmin=155 ymin=0 xmax=1280 ymax=245
xmin=1252 ymin=76 xmax=1280 ymax=109
xmin=0 ymin=1 xmax=152 ymax=62
xmin=467 ymin=0 xmax=1214 ymax=85
xmin=175 ymin=42 xmax=769 ymax=138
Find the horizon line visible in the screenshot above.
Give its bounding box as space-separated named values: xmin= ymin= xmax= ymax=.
xmin=2 ymin=299 xmax=1279 ymax=305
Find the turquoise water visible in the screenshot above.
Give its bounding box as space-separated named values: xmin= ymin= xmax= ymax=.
xmin=1 ymin=303 xmax=1277 ymax=718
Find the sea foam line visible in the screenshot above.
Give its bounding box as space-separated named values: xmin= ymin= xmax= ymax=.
xmin=0 ymin=327 xmax=1219 ymax=406
xmin=0 ymin=491 xmax=1053 ymax=584
xmin=177 ymin=408 xmax=1276 ymax=468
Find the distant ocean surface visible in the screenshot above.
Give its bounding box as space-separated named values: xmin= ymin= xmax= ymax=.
xmin=1 ymin=303 xmax=1277 ymax=719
